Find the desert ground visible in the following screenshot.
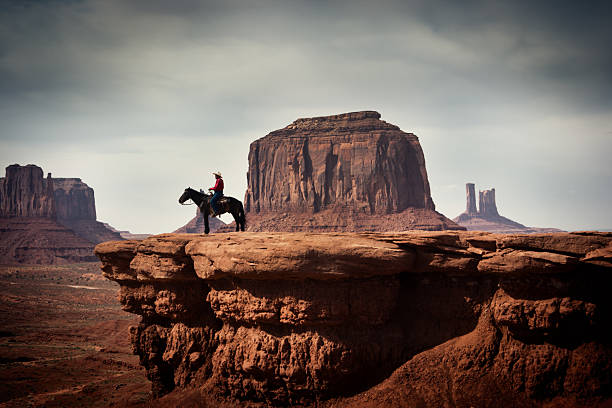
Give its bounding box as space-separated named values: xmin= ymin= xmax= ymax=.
xmin=0 ymin=263 xmax=149 ymax=407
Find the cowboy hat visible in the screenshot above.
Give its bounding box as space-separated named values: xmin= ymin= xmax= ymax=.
xmin=212 ymin=171 xmax=222 ymax=177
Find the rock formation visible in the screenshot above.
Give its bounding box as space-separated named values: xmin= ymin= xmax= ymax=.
xmin=0 ymin=218 xmax=98 ymax=264
xmin=244 ymin=111 xmax=463 ymax=232
xmin=97 ymin=231 xmax=612 ymax=407
xmin=53 ymin=178 xmax=96 ymax=220
xmin=478 ymin=188 xmax=499 ymax=217
xmin=53 ymin=177 xmax=120 ymax=244
xmin=0 ymin=164 xmax=121 ymax=264
xmin=0 ymin=164 xmax=56 ymax=218
xmin=465 ymin=182 xmax=477 ymax=215
xmin=454 ymin=183 xmax=562 ymax=234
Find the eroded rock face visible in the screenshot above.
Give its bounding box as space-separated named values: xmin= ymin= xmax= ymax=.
xmin=53 ymin=177 xmax=122 ymax=244
xmin=0 ymin=164 xmax=55 ymax=218
xmin=243 ymin=111 xmax=463 ymax=232
xmin=53 ymin=178 xmax=96 ymax=221
xmin=96 ymin=231 xmax=612 ymax=407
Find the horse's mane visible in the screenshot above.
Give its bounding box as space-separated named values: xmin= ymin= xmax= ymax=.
xmin=187 ymin=187 xmax=207 ymax=197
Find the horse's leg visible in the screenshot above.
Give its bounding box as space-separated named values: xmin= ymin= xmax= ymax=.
xmin=231 ymin=211 xmax=240 ymax=231
xmin=204 ymin=212 xmax=210 ymax=234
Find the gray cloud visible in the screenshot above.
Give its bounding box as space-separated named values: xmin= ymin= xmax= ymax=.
xmin=1 ymin=0 xmax=610 ymax=232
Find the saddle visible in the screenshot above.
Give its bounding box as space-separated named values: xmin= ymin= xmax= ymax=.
xmin=202 ymin=194 xmax=230 ymax=216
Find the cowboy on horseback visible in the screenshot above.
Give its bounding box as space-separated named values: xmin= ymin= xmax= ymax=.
xmin=208 ymin=171 xmax=224 ymax=217
xmin=178 ymin=186 xmax=246 ymax=234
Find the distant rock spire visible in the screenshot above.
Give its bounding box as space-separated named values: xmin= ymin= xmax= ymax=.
xmin=44 ymin=172 xmax=56 ymax=218
xmin=465 ymin=183 xmax=477 ymax=215
xmin=478 ymin=188 xmax=499 ymax=217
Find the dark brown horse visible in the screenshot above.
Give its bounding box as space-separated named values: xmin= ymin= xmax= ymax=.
xmin=178 ymin=187 xmax=246 ymax=234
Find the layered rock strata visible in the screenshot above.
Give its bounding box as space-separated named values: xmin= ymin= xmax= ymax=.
xmin=454 ymin=183 xmax=561 ymax=234
xmin=97 ymin=231 xmax=612 ymax=407
xmin=0 ymin=218 xmax=97 ymax=264
xmin=243 ymin=111 xmax=463 ymax=232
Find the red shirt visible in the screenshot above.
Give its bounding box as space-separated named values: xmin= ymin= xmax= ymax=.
xmin=210 ymin=178 xmax=224 ymax=193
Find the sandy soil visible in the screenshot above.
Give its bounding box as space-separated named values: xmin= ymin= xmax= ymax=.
xmin=0 ymin=263 xmax=150 ymax=407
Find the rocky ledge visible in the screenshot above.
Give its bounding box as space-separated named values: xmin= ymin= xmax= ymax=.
xmin=96 ymin=231 xmax=612 ymax=407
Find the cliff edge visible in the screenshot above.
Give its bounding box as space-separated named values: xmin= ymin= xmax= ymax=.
xmin=97 ymin=231 xmax=612 ymax=407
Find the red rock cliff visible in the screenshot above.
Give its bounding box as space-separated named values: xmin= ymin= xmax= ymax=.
xmin=243 ymin=111 xmax=463 ymax=232
xmin=96 ymin=231 xmax=612 ymax=407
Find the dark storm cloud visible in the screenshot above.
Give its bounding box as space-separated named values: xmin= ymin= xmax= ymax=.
xmin=410 ymin=0 xmax=612 ymax=108
xmin=1 ymin=0 xmax=609 ymax=113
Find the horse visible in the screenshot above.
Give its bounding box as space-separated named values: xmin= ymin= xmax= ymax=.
xmin=178 ymin=187 xmax=246 ymax=234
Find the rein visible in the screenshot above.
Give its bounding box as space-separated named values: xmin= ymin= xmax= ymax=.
xmin=180 ymin=189 xmax=210 ymax=206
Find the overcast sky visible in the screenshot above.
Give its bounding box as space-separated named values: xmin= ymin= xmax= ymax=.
xmin=1 ymin=0 xmax=611 ymax=233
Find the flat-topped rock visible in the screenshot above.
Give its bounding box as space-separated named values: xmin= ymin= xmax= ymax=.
xmin=97 ymin=231 xmax=611 ymax=282
xmin=243 ymin=111 xmax=463 ymax=232
xmin=0 ymin=164 xmax=121 ymax=263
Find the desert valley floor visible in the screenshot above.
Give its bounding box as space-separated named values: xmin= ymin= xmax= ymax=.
xmin=0 ymin=263 xmax=148 ymax=407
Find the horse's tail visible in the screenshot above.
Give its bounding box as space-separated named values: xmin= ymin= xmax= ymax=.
xmin=238 ymin=200 xmax=246 ymax=230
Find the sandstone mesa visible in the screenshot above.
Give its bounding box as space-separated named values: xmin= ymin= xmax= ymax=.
xmin=0 ymin=164 xmax=121 ymax=264
xmin=242 ymin=111 xmax=463 ymax=232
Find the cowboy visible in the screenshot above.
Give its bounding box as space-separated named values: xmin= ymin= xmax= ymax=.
xmin=208 ymin=171 xmax=224 ymax=216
